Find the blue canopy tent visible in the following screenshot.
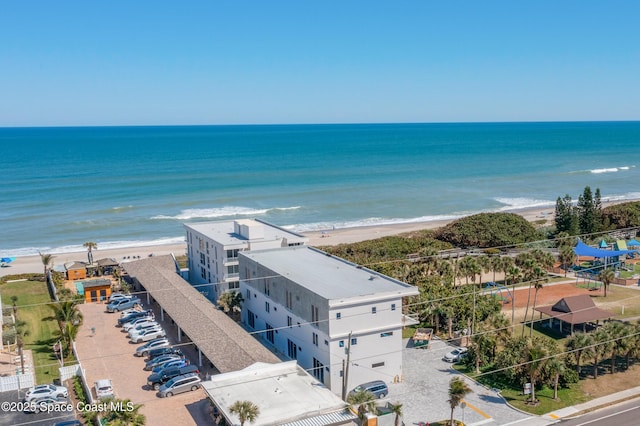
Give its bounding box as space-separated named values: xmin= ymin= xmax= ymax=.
xmin=1 ymin=257 xmax=15 ymax=267
xmin=599 ymin=240 xmax=608 ymax=248
xmin=627 ymin=239 xmax=640 ymax=247
xmin=573 ymin=241 xmax=636 ymax=258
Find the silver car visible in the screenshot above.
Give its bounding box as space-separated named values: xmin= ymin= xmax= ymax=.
xmin=130 ymin=328 xmax=166 ymax=344
xmin=158 ymin=373 xmax=201 ymax=398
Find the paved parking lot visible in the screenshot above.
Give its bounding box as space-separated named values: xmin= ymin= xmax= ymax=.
xmin=0 ymin=389 xmax=78 ymax=426
xmin=387 ymin=337 xmax=533 ymax=426
xmin=76 ymin=302 xmax=212 ymax=426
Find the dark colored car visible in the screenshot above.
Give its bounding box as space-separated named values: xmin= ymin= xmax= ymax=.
xmin=147 ymin=364 xmax=199 ymax=390
xmin=146 ymin=347 xmax=183 ymax=361
xmin=117 ymin=310 xmax=153 ymax=327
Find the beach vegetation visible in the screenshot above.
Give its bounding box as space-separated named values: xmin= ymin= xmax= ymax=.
xmin=602 ymin=201 xmax=640 ymax=229
xmin=434 ymin=213 xmax=540 ymax=248
xmin=39 ymin=252 xmax=55 ymax=279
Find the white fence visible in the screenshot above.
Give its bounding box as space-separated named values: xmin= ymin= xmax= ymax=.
xmin=59 ymin=363 xmax=82 ymax=383
xmin=0 ymin=371 xmax=35 ymax=392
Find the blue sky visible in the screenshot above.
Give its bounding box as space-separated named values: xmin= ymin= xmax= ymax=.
xmin=1 ymin=1 xmax=639 ymax=126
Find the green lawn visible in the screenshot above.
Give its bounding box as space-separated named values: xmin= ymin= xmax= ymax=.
xmin=1 ymin=279 xmax=70 ymax=384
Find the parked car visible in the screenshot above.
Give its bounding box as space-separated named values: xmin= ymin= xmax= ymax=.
xmin=151 ymin=358 xmax=187 ymax=374
xmin=130 ymin=328 xmax=166 ymax=343
xmin=109 ymin=293 xmax=132 ymax=302
xmin=144 ymin=354 xmax=183 ymax=371
xmin=53 ymin=421 xmax=82 ymax=426
xmin=94 ymin=379 xmax=114 ymax=400
xmin=128 ymin=324 xmax=163 ymax=339
xmin=147 ymin=365 xmax=199 ymax=391
xmin=158 ymin=373 xmax=201 ymax=398
xmin=443 ymin=347 xmax=468 ymax=363
xmin=135 ymin=338 xmax=171 ymax=357
xmin=23 ymin=396 xmax=69 ymax=413
xmin=125 ymin=321 xmax=160 ymax=335
xmin=25 ymin=384 xmax=69 ymax=402
xmin=117 ymin=310 xmax=153 ymax=326
xmin=145 ymin=346 xmax=182 ymax=361
xmin=119 ymin=306 xmax=143 ymax=317
xmin=349 ymin=380 xmax=388 ymax=399
xmin=106 ymin=297 xmax=141 ymax=313
xmin=123 ymin=318 xmax=157 ymax=332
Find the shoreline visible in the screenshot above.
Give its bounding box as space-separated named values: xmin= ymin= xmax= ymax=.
xmin=0 ymin=200 xmax=635 ymax=278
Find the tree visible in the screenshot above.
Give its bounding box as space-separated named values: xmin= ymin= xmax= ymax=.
xmin=545 ymin=356 xmax=566 ymax=400
xmin=39 ymin=252 xmax=55 ymax=279
xmin=83 ymin=241 xmax=97 ymax=264
xmin=577 ymin=186 xmax=602 ymax=235
xmin=566 ymin=333 xmax=593 ymax=375
xmin=599 ymin=268 xmax=615 ymax=297
xmin=555 ymin=195 xmax=579 ymax=235
xmin=229 ymin=400 xmax=260 ymax=426
xmin=49 ymin=300 xmax=84 ymax=329
xmin=558 ymin=245 xmax=576 ymax=277
xmin=103 ymin=398 xmax=145 ymax=425
xmin=14 ymin=319 xmax=30 ymax=375
xmin=525 ymin=339 xmax=549 ymax=404
xmin=603 ymin=321 xmax=627 ymax=373
xmin=347 ymin=390 xmax=376 ymax=422
xmin=389 ymin=402 xmax=403 ymax=426
xmin=591 ymin=328 xmax=611 ymax=379
xmin=217 ymin=291 xmax=244 ymax=321
xmin=448 ymin=376 xmax=472 ymax=426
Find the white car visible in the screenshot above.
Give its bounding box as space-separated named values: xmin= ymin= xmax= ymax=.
xmin=123 ymin=318 xmax=158 ymax=332
xmin=135 ymin=338 xmax=171 ymax=357
xmin=95 ymin=379 xmax=114 ymax=400
xmin=24 ymin=384 xmax=69 ymax=402
xmin=130 ymin=328 xmax=166 ymax=344
xmin=109 ymin=293 xmax=132 ymax=302
xmin=128 ymin=324 xmax=163 ymax=339
xmin=23 ymin=396 xmax=69 ymax=413
xmin=443 ymin=347 xmax=468 ymax=363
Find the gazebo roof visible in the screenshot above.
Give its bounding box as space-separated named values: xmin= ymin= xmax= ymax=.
xmin=534 ymin=294 xmax=613 ymax=325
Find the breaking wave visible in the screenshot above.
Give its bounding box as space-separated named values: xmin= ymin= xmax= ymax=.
xmin=151 ymin=206 xmax=300 ymax=220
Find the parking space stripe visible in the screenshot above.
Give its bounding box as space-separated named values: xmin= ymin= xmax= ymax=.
xmin=463 ymin=399 xmax=492 ymax=419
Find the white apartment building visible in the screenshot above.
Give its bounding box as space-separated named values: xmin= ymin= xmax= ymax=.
xmin=184 ymin=219 xmax=308 ymax=303
xmin=239 ymin=246 xmax=419 ymax=396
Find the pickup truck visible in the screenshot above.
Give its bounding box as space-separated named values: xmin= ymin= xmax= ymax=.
xmin=106 ymin=297 xmax=141 ymax=313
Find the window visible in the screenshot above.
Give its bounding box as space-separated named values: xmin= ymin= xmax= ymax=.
xmin=248 ymin=310 xmax=255 ymax=328
xmin=266 ymin=324 xmax=274 ymax=344
xmin=199 ymin=253 xmax=205 ymax=265
xmin=285 ymin=290 xmax=293 ymax=309
xmin=287 ymin=339 xmax=298 ymax=359
xmin=372 ymin=307 xmax=377 ymax=314
xmin=351 ymin=338 xmax=358 ymax=345
xmin=339 ymin=340 xmax=344 ymax=348
xmin=312 ymin=358 xmax=324 ymax=383
xmin=336 ymin=312 xmax=341 ymax=320
xmin=311 ymin=304 xmax=319 ymax=327
xmin=287 ymin=316 xmax=292 ymax=327
xmin=372 ymin=362 xmax=385 ymax=368
xmin=324 ymin=340 xmax=329 ymax=346
xmin=246 ymin=289 xmax=251 ymax=299
xmin=391 ymin=303 xmax=396 ymax=311
xmin=312 ymin=332 xmax=318 ymax=346
xmin=264 ymin=279 xmax=270 ymax=296
xmin=265 ymin=301 xmax=270 ymax=313
xmin=227 ymin=264 xmax=239 ymax=275
xmin=226 ymin=249 xmax=239 ymax=259
xmin=381 ymin=332 xmax=393 ymax=337
xmin=229 ymin=281 xmax=239 ymax=290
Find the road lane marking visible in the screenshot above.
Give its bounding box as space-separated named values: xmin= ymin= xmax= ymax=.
xmin=463 ymin=399 xmax=491 ymax=419
xmin=574 ymin=405 xmax=640 ymax=426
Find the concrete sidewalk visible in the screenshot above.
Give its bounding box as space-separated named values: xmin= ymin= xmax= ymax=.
xmin=498 ymin=385 xmax=640 ymax=426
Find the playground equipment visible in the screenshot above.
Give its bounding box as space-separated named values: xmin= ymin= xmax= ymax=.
xmin=484 ymin=282 xmax=513 ymax=304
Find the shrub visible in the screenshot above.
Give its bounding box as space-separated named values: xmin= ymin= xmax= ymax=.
xmin=559 ymin=368 xmax=579 ymax=387
xmin=602 ymin=201 xmax=640 ymax=229
xmin=435 ymin=213 xmax=540 ymax=248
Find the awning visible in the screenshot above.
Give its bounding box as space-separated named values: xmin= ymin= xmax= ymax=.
xmin=573 ymin=241 xmax=637 ymax=258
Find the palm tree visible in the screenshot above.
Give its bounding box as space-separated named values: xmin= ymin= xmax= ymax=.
xmin=217 ymin=291 xmax=244 ymax=321
xmin=566 ymin=332 xmax=593 ymax=375
xmin=599 ymin=268 xmax=615 ymax=297
xmin=229 ymin=400 xmax=260 ymax=426
xmin=591 ymin=328 xmax=611 ymax=379
xmin=14 ymin=319 xmax=30 ymax=375
xmin=559 ymin=246 xmax=576 ymax=277
xmin=103 ymin=398 xmax=145 ymax=425
xmin=49 ymin=300 xmax=84 ymax=329
xmin=529 ymin=270 xmax=548 ymax=337
xmin=526 ymin=339 xmax=549 ymax=404
xmin=545 ymin=357 xmax=566 ymax=400
xmin=448 ymin=376 xmax=472 ymax=426
xmin=83 ymin=241 xmax=97 ymax=264
xmin=603 ymin=321 xmax=627 ymax=373
xmin=39 ymin=252 xmax=55 ymax=279
xmin=347 ymin=390 xmax=376 ymax=422
xmin=389 ymin=402 xmax=403 ymax=426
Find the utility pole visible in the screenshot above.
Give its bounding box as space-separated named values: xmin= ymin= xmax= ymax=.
xmin=341 ymin=331 xmax=353 ymax=401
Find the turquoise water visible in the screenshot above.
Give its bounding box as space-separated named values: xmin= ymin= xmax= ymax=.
xmin=1 ymin=122 xmax=639 ymax=256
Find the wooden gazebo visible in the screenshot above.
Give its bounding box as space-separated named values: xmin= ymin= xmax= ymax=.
xmin=534 ymin=294 xmax=613 ymax=335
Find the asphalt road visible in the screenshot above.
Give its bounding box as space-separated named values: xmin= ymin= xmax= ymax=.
xmin=558 ymin=398 xmax=640 ymax=426
xmin=0 ymin=389 xmax=78 ymax=426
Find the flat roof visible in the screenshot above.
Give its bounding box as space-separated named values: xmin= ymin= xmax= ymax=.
xmin=123 ymin=256 xmax=280 ymax=373
xmin=202 ymin=361 xmax=355 ymax=426
xmin=184 ymin=218 xmax=308 ymax=247
xmin=241 ymin=246 xmax=418 ymax=301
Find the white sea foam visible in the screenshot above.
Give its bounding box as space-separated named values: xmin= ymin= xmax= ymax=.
xmin=151 ymin=206 xmax=301 ymax=220
xmin=285 ymin=214 xmax=463 ymax=233
xmin=494 ymin=197 xmax=556 ymax=211
xmin=1 ymin=236 xmax=186 ymax=258
xmin=590 ymin=165 xmax=635 ymax=174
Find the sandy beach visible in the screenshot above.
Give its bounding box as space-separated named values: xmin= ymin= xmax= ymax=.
xmin=0 ymin=206 xmax=558 ymax=278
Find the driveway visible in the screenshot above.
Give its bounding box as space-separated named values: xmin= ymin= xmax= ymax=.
xmin=0 ymin=389 xmax=78 ymax=426
xmin=389 ymin=337 xmax=534 ymax=426
xmin=76 ymin=302 xmax=212 ymax=426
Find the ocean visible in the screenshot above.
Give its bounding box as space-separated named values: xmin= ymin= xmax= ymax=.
xmin=1 ymin=121 xmax=639 ymax=257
